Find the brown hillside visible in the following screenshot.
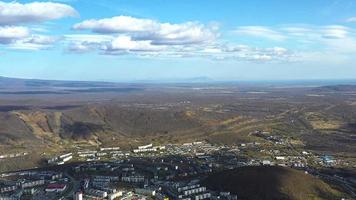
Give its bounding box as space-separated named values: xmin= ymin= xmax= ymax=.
xmin=202 ymin=166 xmax=345 ymax=200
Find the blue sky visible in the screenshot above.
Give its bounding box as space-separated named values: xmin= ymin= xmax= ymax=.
xmin=0 ymin=0 xmax=356 ymax=81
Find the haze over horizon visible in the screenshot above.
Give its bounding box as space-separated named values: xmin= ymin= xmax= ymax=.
xmin=1 ymin=0 xmax=356 ymax=81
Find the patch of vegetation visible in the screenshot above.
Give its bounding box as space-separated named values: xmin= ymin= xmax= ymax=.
xmin=61 ymin=122 xmax=104 ymax=140
xmin=202 ymin=166 xmax=346 ymax=200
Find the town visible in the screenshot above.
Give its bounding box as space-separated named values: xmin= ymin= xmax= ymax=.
xmin=1 ymin=130 xmax=355 ymax=200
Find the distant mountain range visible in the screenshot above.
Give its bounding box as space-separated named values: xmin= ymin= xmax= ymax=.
xmin=2 ymin=76 xmax=356 ymax=86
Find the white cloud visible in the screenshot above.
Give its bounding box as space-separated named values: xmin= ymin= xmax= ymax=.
xmin=67 ymin=42 xmax=96 ymax=53
xmin=282 ymin=25 xmax=356 ymax=53
xmin=346 ymin=17 xmax=356 ymax=23
xmin=30 ymin=26 xmax=50 ymax=33
xmin=0 ymin=26 xmax=29 ymax=44
xmin=9 ymin=41 xmax=48 ymax=50
xmin=209 ymin=45 xmax=294 ymax=62
xmin=144 ymin=22 xmax=216 ymax=45
xmin=0 ymin=1 xmax=78 ymax=25
xmin=233 ymin=24 xmax=356 ymax=57
xmin=251 ymin=54 xmax=272 ymax=61
xmin=65 ymin=34 xmax=113 ymax=43
xmin=233 ymin=26 xmax=286 ymax=41
xmin=8 ymin=35 xmax=59 ymax=50
xmin=64 ymin=31 xmax=295 ymax=62
xmin=69 ymin=16 xmax=220 ymax=56
xmin=67 ymin=22 xmax=356 ymax=63
xmin=72 ymin=16 xmax=158 ymax=33
xmin=267 ymin=25 xmax=356 ymax=63
xmin=64 ymin=32 xmax=295 ymax=62
xmin=104 ymin=35 xmax=164 ymax=53
xmin=272 ymin=47 xmax=288 ymax=55
xmin=0 ymin=1 xmax=76 ymax=50
xmin=26 ymin=35 xmax=58 ymax=45
xmin=321 ymin=25 xmax=349 ymax=39
xmin=65 ymin=34 xmax=114 ymax=53
xmin=73 ymin=16 xmax=217 ymax=45
xmin=0 ymin=26 xmax=59 ymax=50
xmin=235 ymin=25 xmax=355 ymax=41
xmin=68 ymin=17 xmax=302 ymax=62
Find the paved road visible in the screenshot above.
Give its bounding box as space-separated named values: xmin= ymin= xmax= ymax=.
xmin=310 ymin=170 xmax=356 ymax=198
xmin=62 ymin=171 xmax=80 ymax=200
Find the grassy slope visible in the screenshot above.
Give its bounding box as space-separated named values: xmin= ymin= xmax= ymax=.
xmin=202 ymin=166 xmax=345 ymax=200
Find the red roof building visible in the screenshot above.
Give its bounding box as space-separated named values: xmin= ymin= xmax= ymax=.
xmin=45 ymin=183 xmax=67 ymax=192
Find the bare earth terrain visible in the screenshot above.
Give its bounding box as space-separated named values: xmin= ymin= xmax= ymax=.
xmin=0 ymin=77 xmax=355 ymax=172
